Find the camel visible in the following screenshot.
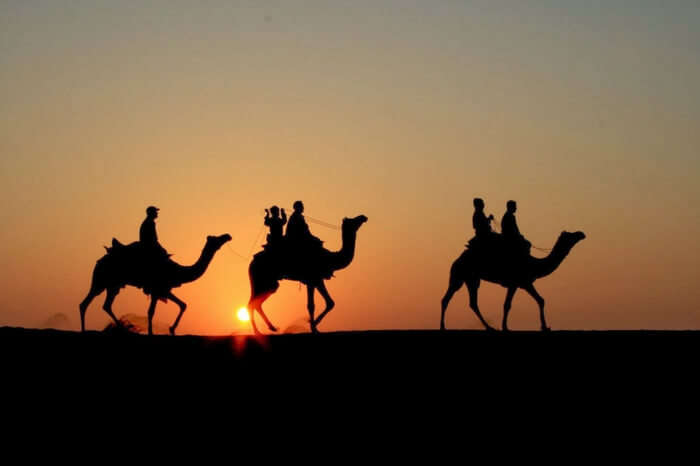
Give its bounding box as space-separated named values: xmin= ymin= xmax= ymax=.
xmin=79 ymin=234 xmax=232 ymax=335
xmin=440 ymin=231 xmax=585 ymax=331
xmin=247 ymin=215 xmax=367 ymax=334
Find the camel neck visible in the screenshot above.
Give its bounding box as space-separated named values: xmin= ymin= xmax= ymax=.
xmin=330 ymin=228 xmax=358 ymax=271
xmin=174 ymin=244 xmax=217 ymax=284
xmin=533 ymin=239 xmax=573 ymax=280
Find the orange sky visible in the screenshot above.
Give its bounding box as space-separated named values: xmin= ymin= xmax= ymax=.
xmin=1 ymin=1 xmax=699 ymax=333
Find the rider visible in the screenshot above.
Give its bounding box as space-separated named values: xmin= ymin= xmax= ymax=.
xmin=264 ymin=205 xmax=287 ymax=245
xmin=472 ymin=198 xmax=494 ymax=238
xmin=139 ymin=206 xmax=169 ymax=259
xmin=501 ymin=200 xmax=531 ymax=255
xmin=286 ymin=200 xmax=322 ymax=248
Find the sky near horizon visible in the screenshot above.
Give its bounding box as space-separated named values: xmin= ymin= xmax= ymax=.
xmin=2 ymin=1 xmax=699 ymax=334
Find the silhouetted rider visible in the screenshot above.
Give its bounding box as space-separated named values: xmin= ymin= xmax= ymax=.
xmin=501 ymin=201 xmax=520 ymax=238
xmin=140 ymin=206 xmax=169 ymax=258
xmin=472 ymin=198 xmax=494 ymax=237
xmin=501 ymin=200 xmax=531 ymax=255
xmin=264 ymin=205 xmax=287 ymax=245
xmin=286 ymin=200 xmax=322 ymax=248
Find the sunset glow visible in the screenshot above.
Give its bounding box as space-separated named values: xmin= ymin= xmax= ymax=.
xmin=237 ymin=308 xmax=251 ymax=323
xmin=1 ymin=2 xmax=700 ymax=334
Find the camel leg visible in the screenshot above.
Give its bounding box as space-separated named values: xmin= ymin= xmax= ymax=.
xmin=440 ymin=274 xmax=463 ymax=330
xmin=250 ymin=303 xmax=260 ymax=335
xmin=306 ymin=284 xmax=317 ymax=333
xmin=467 ymin=279 xmax=495 ymax=331
xmin=147 ymin=295 xmax=158 ymax=335
xmin=502 ymin=287 xmax=517 ymax=331
xmin=167 ymin=292 xmax=187 ymax=336
xmin=79 ymin=287 xmax=103 ymax=332
xmin=250 ymin=293 xmax=278 ymax=333
xmin=523 ymin=284 xmax=549 ymax=331
xmin=102 ymin=288 xmax=121 ymax=328
xmin=312 ymin=280 xmax=335 ymax=330
xmin=256 ymin=304 xmax=278 ymax=332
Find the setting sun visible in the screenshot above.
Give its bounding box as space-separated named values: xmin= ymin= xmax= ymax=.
xmin=236 ymin=307 xmax=250 ymax=322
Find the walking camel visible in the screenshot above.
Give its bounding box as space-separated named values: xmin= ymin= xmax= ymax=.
xmin=247 ymin=215 xmax=367 ymax=334
xmin=440 ymin=231 xmax=585 ymax=331
xmin=79 ymin=234 xmax=231 ymax=335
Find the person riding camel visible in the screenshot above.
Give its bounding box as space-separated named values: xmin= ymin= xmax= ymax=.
xmin=139 ymin=206 xmax=169 ymax=259
xmin=472 ymin=198 xmax=494 ymax=237
xmin=468 ymin=197 xmax=497 ymax=255
xmin=264 ymin=205 xmax=287 ymax=246
xmin=285 ymin=200 xmax=322 ymax=249
xmin=501 ymin=200 xmax=531 ymax=256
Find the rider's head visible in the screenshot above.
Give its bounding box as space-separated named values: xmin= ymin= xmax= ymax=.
xmin=270 ymin=205 xmax=280 ymax=216
xmin=146 ymin=206 xmax=159 ymax=218
xmin=507 ymin=200 xmax=517 ymax=213
xmin=293 ymin=200 xmax=304 ymax=213
xmin=473 ymin=198 xmax=484 ymax=210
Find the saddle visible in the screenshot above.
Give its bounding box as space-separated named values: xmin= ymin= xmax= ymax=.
xmin=105 ymin=238 xmax=128 ymax=253
xmin=106 ymin=238 xmax=172 ymax=258
xmin=467 ymin=233 xmax=530 ymax=263
xmin=260 ymin=237 xmax=333 ymax=281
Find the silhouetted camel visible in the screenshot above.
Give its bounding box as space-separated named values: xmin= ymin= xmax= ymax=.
xmin=247 ymin=215 xmax=367 ymax=334
xmin=440 ymin=231 xmax=585 ymax=331
xmin=79 ymin=234 xmax=232 ymax=335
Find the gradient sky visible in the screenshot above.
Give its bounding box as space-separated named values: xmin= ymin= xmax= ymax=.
xmin=2 ymin=1 xmax=699 ymax=334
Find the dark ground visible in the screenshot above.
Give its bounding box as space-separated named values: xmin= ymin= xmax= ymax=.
xmin=3 ymin=327 xmax=697 ymax=386
xmin=3 ymin=327 xmax=699 ymax=425
xmin=5 ymin=327 xmax=695 ymax=446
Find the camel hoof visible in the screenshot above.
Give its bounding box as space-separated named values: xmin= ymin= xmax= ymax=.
xmin=485 ymin=326 xmax=497 ymax=332
xmin=502 ymin=326 xmax=510 ymax=332
xmin=541 ymin=326 xmax=551 ymax=332
xmin=169 ymin=326 xmax=176 ymax=336
xmin=268 ymin=325 xmax=278 ymax=332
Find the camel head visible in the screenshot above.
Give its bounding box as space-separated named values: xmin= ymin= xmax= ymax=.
xmin=342 ymin=215 xmax=368 ymax=234
xmin=558 ymin=231 xmax=586 ymax=250
xmin=205 ymin=234 xmax=233 ymax=253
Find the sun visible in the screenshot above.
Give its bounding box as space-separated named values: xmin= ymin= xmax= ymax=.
xmin=236 ymin=307 xmax=250 ymax=322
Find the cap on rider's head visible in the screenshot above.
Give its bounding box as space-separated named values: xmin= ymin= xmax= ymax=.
xmin=507 ymin=200 xmax=517 ymax=211
xmin=293 ymin=200 xmax=304 ymax=212
xmin=473 ymin=198 xmax=484 ymax=209
xmin=146 ymin=206 xmax=159 ymax=216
